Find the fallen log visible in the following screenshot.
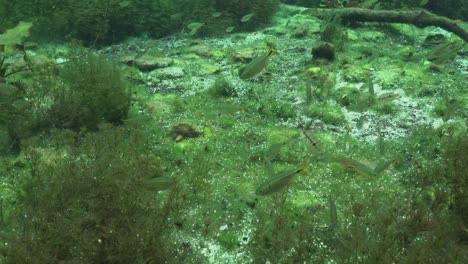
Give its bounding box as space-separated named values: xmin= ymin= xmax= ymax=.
xmin=301 ymin=8 xmax=468 ymax=42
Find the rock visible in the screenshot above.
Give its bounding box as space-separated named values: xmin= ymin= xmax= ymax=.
xmin=185 ymin=44 xmax=213 ymax=57
xmin=135 ymin=54 xmax=174 ymax=71
xmin=119 ymin=54 xmax=136 ymax=65
xmin=291 ymin=25 xmax=309 ymax=38
xmin=312 ymin=42 xmax=335 ymax=61
xmin=150 ymin=66 xmax=185 ymax=79
xmin=198 ymin=62 xmax=221 ymax=75
xmin=231 ymin=47 xmax=255 ymax=61
xmin=30 ymin=54 xmax=53 ymax=68
xmin=170 ymin=122 xmax=201 ymax=141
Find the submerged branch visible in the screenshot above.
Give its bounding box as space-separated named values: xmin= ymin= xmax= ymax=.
xmin=302 ymin=8 xmax=468 ymax=42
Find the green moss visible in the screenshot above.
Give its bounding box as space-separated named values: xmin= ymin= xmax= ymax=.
xmin=305 ymin=105 xmax=346 ymax=126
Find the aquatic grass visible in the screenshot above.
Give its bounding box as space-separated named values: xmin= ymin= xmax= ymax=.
xmin=2 ymin=125 xmax=178 ymax=263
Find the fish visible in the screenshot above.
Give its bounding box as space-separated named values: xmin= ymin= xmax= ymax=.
xmin=303 ymin=130 xmax=322 ymax=154
xmin=226 ymin=26 xmax=235 ymax=33
xmin=239 ymin=48 xmax=279 ymax=79
xmin=187 ymin=22 xmax=204 ymax=36
xmin=327 ymin=156 xmax=376 ymax=177
xmin=352 ymin=163 xmax=377 ymax=177
xmin=377 ymin=92 xmax=399 ymax=104
xmin=367 ymin=77 xmax=374 ymax=95
xmin=143 ymin=176 xmax=175 ymax=191
xmin=374 ymin=158 xmax=395 ymax=175
xmin=328 ymin=155 xmax=393 ymax=177
xmin=419 ymin=0 xmax=429 ymax=6
xmin=119 ymin=1 xmax=130 ymax=7
xmin=241 ymin=13 xmax=254 ymax=23
xmin=170 ymin=13 xmax=183 ymax=21
xmin=266 ymin=141 xmax=287 ymax=161
xmin=377 ymin=126 xmax=385 ymax=156
xmin=212 ymin=11 xmax=222 ymax=18
xmin=329 ymin=196 xmax=338 ymax=230
xmin=256 ymin=161 xmax=307 ymax=196
xmin=344 ymin=125 xmax=351 ymax=153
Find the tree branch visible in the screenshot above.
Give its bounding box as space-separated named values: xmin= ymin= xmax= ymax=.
xmin=301 ymin=8 xmax=468 ymax=42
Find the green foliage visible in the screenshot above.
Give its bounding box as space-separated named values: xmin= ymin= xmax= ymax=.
xmin=48 ymin=52 xmax=131 ymax=131
xmin=1 ymin=125 xmax=174 ymax=263
xmin=0 ymin=21 xmax=32 ymax=54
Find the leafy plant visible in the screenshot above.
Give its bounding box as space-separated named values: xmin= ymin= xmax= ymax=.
xmin=48 ymin=52 xmax=131 ymax=131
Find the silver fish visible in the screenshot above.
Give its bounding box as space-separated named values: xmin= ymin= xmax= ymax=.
xmin=256 ymin=161 xmax=307 ymax=195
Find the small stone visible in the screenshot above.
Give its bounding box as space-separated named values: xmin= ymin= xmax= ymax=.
xmin=170 ymin=122 xmax=201 ymax=140
xmin=119 ymin=54 xmax=136 ymax=64
xmin=185 ymin=44 xmax=213 ymax=57
xmin=135 ymin=54 xmax=174 ymax=71
xmin=312 ymin=42 xmax=335 ymax=61
xmin=150 ymin=66 xmax=185 ymax=79
xmin=232 ymin=47 xmax=255 ymax=61
xmin=198 ymin=62 xmax=221 ymax=76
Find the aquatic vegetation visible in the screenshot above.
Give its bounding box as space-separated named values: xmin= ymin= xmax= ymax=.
xmin=0 ymin=21 xmax=32 ymax=54
xmin=207 ymin=76 xmax=237 ymax=97
xmin=304 ymin=67 xmax=336 ymax=100
xmin=48 ymin=52 xmax=131 ymax=131
xmin=1 ymin=125 xmax=177 ymax=263
xmin=433 ymin=96 xmax=464 ymax=122
xmin=320 ymin=16 xmax=347 ymax=50
xmin=1 ymin=1 xmax=467 ymax=263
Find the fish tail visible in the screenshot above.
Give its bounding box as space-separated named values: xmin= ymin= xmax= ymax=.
xmin=269 ymin=48 xmax=280 ymax=56
xmin=298 ymin=160 xmax=308 ymax=176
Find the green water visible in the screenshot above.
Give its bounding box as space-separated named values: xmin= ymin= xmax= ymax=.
xmin=0 ymin=1 xmax=467 ymax=263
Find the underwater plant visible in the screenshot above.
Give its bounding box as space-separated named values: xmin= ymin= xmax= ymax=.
xmin=1 ymin=125 xmax=178 ymax=263
xmin=48 ymin=52 xmax=131 ymax=131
